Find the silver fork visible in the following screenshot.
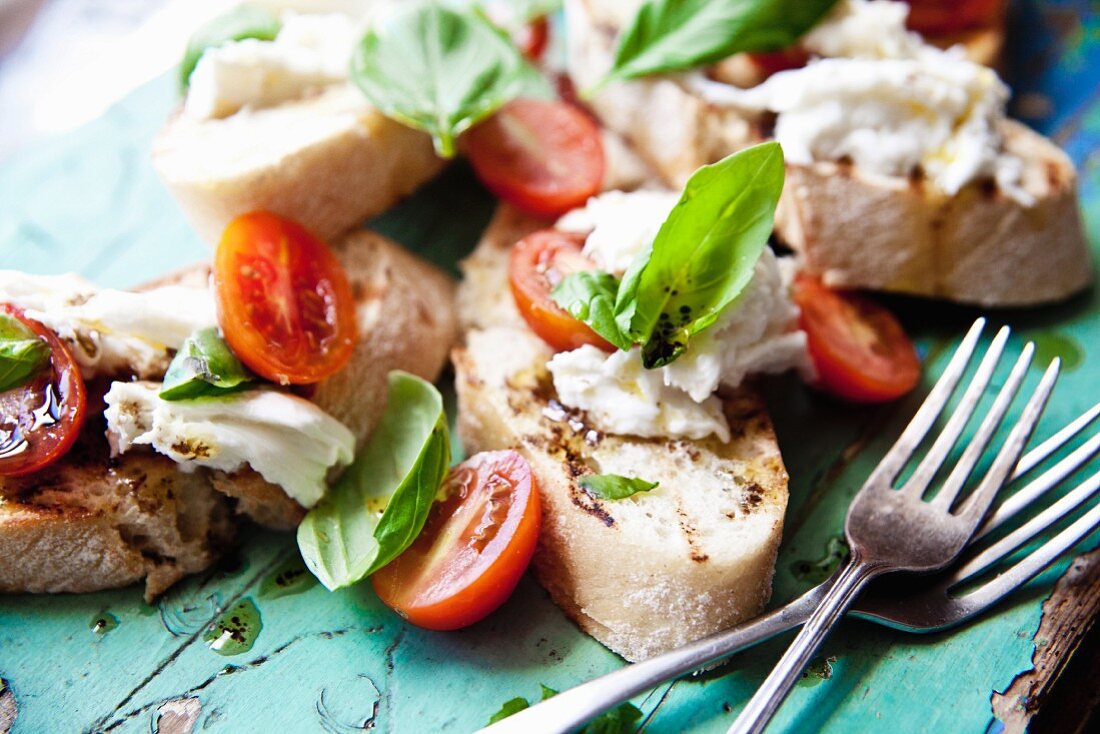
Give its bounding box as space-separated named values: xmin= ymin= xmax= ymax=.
xmin=728 ymin=319 xmax=1060 ymax=734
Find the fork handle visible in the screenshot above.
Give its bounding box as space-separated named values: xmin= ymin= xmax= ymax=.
xmin=476 ymin=582 xmax=830 ymax=734
xmin=727 ymin=557 xmax=885 ymax=734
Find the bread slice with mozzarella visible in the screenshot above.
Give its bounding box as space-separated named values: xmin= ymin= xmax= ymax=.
xmin=453 ymin=208 xmax=789 ymax=661
xmin=154 ymin=83 xmax=444 ymax=245
xmin=565 ymin=0 xmax=1091 ymax=306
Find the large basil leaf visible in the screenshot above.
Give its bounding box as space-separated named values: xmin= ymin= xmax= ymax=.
xmin=351 ymin=3 xmax=550 ymax=158
xmin=0 ymin=313 xmax=50 ymax=393
xmin=159 ymin=327 xmax=255 ymax=401
xmin=630 ymin=142 xmax=785 ymax=367
xmin=179 ymin=5 xmax=282 ymax=92
xmin=551 ymin=271 xmax=633 ymax=350
xmin=297 ymin=371 xmax=449 ymax=591
xmin=601 ymin=0 xmax=840 ymax=86
xmin=579 ymin=474 xmax=659 ymax=501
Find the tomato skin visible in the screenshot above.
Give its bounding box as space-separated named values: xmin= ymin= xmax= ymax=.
xmin=371 ymin=450 xmax=542 ymax=631
xmin=509 ymin=229 xmax=615 ymax=352
xmin=464 ymin=99 xmax=605 ymax=218
xmin=0 ymin=305 xmax=87 ymax=477
xmin=905 ymin=0 xmax=1004 ymax=36
xmin=214 ymin=212 xmax=357 ymax=386
xmin=793 ymin=275 xmax=920 ymax=403
xmin=516 ymin=16 xmax=550 ymax=61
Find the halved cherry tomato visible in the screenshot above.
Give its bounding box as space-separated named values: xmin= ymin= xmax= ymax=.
xmin=793 ymin=275 xmax=920 ymax=403
xmin=0 ymin=305 xmax=87 ymax=477
xmin=509 ymin=229 xmax=615 ymax=352
xmin=905 ymin=0 xmax=1004 ymax=36
xmin=371 ymin=450 xmax=542 ymax=630
xmin=214 ymin=211 xmax=357 ymax=385
xmin=516 ymin=15 xmax=550 ymax=62
xmin=463 ymin=98 xmax=605 ymax=218
xmin=747 ymin=46 xmax=810 ymax=78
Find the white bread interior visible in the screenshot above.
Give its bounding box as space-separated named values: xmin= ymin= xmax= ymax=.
xmin=453 ymin=207 xmax=788 ymax=661
xmin=153 ymin=84 xmax=444 ymax=245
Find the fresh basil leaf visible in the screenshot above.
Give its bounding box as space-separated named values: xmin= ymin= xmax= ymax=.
xmin=0 ymin=314 xmax=50 ymax=393
xmin=579 ymin=474 xmax=659 ymax=500
xmin=297 ymin=371 xmax=449 ymax=591
xmin=488 ymin=685 xmax=642 ymax=733
xmin=159 ymin=327 xmax=255 ymax=401
xmin=179 ymin=5 xmax=282 ymax=93
xmin=551 ymin=271 xmax=634 ymax=351
xmin=351 ymin=3 xmax=548 ymax=158
xmin=629 ymin=142 xmax=785 ymax=368
xmin=601 ymin=0 xmax=840 ymax=87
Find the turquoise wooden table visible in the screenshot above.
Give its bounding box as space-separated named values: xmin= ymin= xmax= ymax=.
xmin=1 ymin=2 xmax=1099 ymax=732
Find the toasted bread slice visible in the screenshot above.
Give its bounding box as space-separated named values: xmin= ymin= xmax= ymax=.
xmin=143 ymin=228 xmax=458 ymax=529
xmin=453 ymin=207 xmax=788 ymax=660
xmin=0 ymin=410 xmax=233 ymax=602
xmin=153 ymin=84 xmax=444 ymax=245
xmin=565 ymin=0 xmax=1091 ymax=306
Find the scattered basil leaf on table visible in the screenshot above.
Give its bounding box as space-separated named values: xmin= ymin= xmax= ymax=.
xmin=598 ymin=0 xmax=840 ymax=88
xmin=488 ymin=684 xmax=643 ymax=732
xmin=547 ymin=142 xmax=785 ymax=369
xmin=551 ymin=271 xmax=633 ymax=350
xmin=0 ymin=314 xmax=50 ymax=393
xmin=179 ymin=4 xmax=282 ymax=92
xmin=579 ymin=474 xmax=659 ymax=500
xmin=351 ymin=2 xmax=551 ymax=158
xmin=297 ymin=371 xmax=450 ymax=590
xmin=159 ymin=327 xmax=255 ymax=401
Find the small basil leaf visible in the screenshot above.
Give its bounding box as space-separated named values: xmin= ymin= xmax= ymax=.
xmin=630 ymin=142 xmax=785 ymax=368
xmin=297 ymin=371 xmax=450 ymax=591
xmin=159 ymin=328 xmax=255 ymax=401
xmin=539 ymin=684 xmax=559 ymax=700
xmin=179 ymin=5 xmax=282 ymax=93
xmin=351 ymin=3 xmax=547 ymax=158
xmin=0 ymin=314 xmax=50 ymax=393
xmin=601 ymin=0 xmax=840 ymax=86
xmin=488 ymin=685 xmax=642 ymax=733
xmin=579 ymin=474 xmax=659 ymax=500
xmin=551 ymin=271 xmax=634 ymax=351
xmin=488 ymin=697 xmax=530 ymax=724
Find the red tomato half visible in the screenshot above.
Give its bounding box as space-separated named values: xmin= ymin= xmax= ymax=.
xmin=464 ymin=99 xmax=605 ymax=218
xmin=905 ymin=0 xmax=1004 ymax=36
xmin=214 ymin=212 xmax=357 ymax=385
xmin=509 ymin=229 xmax=615 ymax=352
xmin=0 ymin=305 xmax=87 ymax=477
xmin=372 ymin=450 xmax=542 ymax=631
xmin=794 ymin=275 xmax=920 ymax=403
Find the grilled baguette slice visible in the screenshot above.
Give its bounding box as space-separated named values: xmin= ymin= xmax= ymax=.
xmin=565 ymin=0 xmax=1091 ymax=306
xmin=146 ymin=228 xmax=458 ymax=529
xmin=453 ymin=207 xmax=788 ymax=661
xmin=153 ymin=84 xmax=444 ymax=245
xmin=0 ymin=410 xmax=233 ymax=602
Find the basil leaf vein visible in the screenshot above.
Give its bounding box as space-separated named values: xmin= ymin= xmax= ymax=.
xmin=601 ymin=0 xmax=840 ymax=87
xmin=0 ymin=314 xmax=50 ymax=393
xmin=179 ymin=5 xmax=282 ymax=93
xmin=159 ymin=327 xmax=255 ymax=401
xmin=551 ymin=271 xmax=634 ymax=350
xmin=351 ymin=3 xmax=550 ymax=158
xmin=579 ymin=474 xmax=659 ymax=501
xmin=630 ymin=141 xmax=785 ymax=368
xmin=297 ymin=371 xmax=450 ymax=591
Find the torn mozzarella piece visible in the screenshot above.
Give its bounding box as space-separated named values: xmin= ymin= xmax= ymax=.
xmin=104 ymin=382 xmax=355 ymax=508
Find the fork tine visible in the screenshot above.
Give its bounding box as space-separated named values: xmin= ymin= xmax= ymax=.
xmin=931 ymin=342 xmax=1035 ymax=509
xmin=948 ymin=468 xmax=1100 ymax=584
xmin=978 ymin=427 xmax=1100 ymax=540
xmin=1011 ymin=401 xmax=1100 ymax=480
xmin=948 ymin=498 xmax=1100 ymax=615
xmin=868 ymin=318 xmax=987 ymax=486
xmin=957 ymin=359 xmax=1061 ymax=522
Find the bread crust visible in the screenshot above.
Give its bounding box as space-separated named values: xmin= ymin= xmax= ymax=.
xmin=153 ymin=84 xmax=444 ymax=245
xmin=453 ymin=207 xmax=789 ymax=661
xmin=566 ymin=0 xmax=1092 ymax=306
